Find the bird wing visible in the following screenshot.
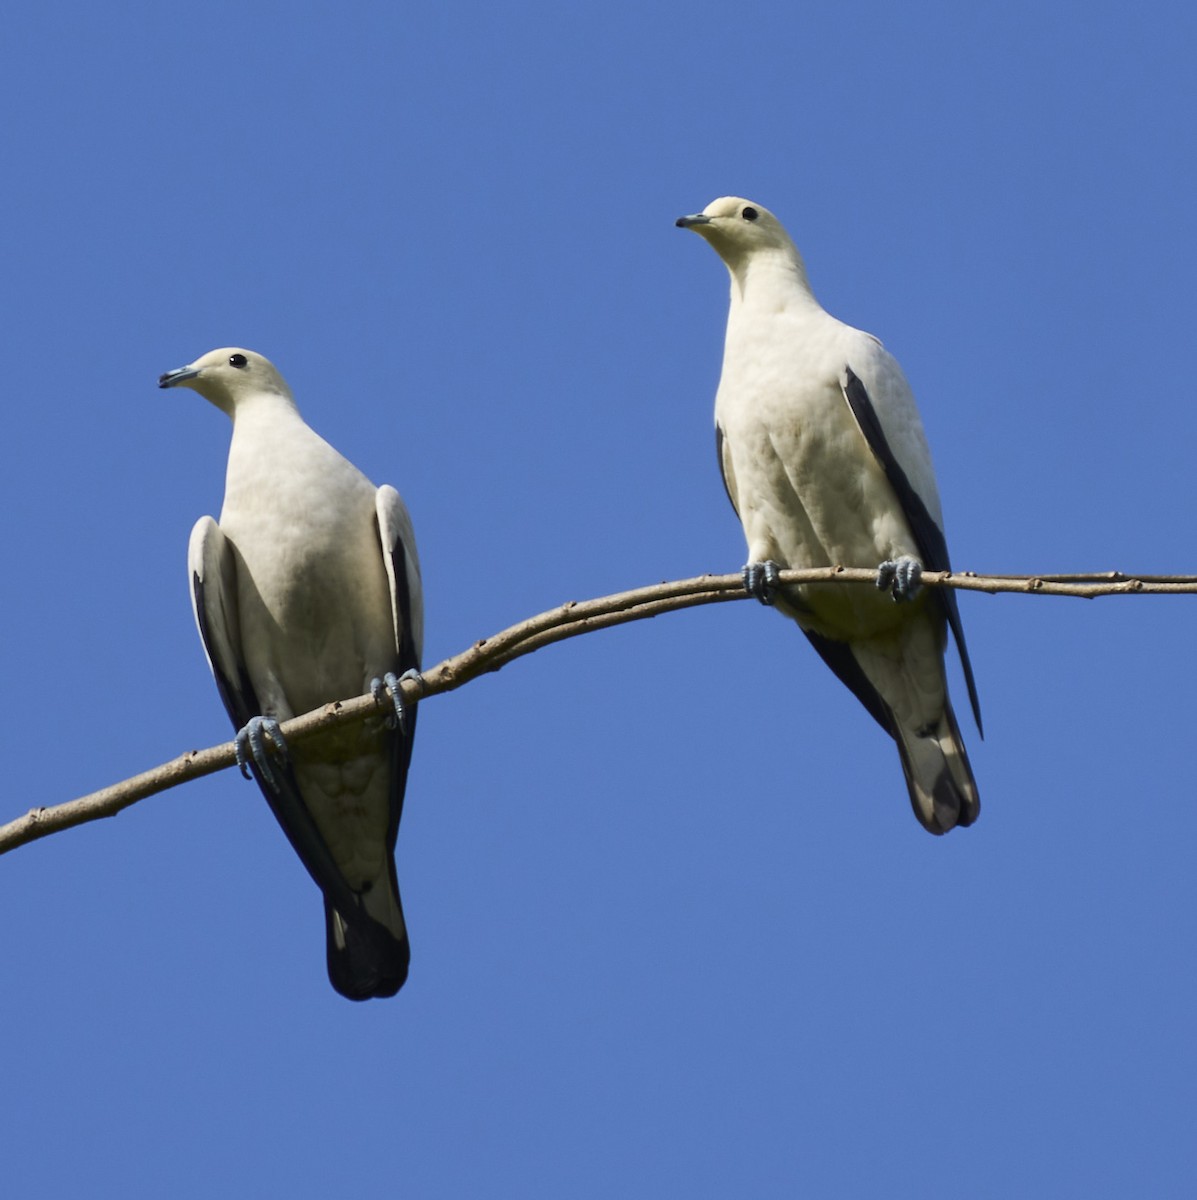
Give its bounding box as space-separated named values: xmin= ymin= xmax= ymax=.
xmin=838 ymin=365 xmax=983 ymax=734
xmin=188 ymin=516 xmax=258 ymax=730
xmin=374 ymin=485 xmax=423 ymax=848
xmin=376 ymin=485 xmax=423 ymax=673
xmin=715 ymin=422 xmax=740 ymax=515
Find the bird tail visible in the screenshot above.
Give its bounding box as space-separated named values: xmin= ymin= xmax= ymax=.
xmin=894 ymin=699 xmax=979 ymax=835
xmin=324 ymin=865 xmax=409 ymax=1001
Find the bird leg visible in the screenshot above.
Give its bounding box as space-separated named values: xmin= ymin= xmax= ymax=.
xmin=876 ymin=556 xmax=923 ymax=602
xmin=234 ymin=716 xmax=289 ymax=789
xmin=742 ymin=559 xmax=782 ymax=605
xmin=371 ymin=669 xmax=425 ymax=737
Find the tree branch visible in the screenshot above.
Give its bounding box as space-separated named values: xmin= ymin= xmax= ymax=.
xmin=4 ymin=566 xmax=1195 ymax=857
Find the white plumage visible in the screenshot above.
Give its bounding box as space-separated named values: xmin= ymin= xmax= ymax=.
xmin=678 ymin=198 xmax=981 ymax=833
xmin=161 ymin=348 xmax=423 ymax=995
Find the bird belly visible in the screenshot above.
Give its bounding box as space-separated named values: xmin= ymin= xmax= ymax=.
xmin=720 ymin=381 xmax=920 ymax=639
xmin=228 ymin=512 xmax=397 ymax=719
xmin=296 ymin=754 xmax=393 ymax=890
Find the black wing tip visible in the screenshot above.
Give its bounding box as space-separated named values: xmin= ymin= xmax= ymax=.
xmin=940 ymin=589 xmax=984 ymax=737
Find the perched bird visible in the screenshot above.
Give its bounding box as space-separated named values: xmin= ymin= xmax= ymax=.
xmin=676 ymin=198 xmax=981 ymax=834
xmin=160 ymin=348 xmax=423 ymax=997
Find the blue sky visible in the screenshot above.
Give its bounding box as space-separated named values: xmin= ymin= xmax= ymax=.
xmin=3 ymin=2 xmax=1196 ymax=1196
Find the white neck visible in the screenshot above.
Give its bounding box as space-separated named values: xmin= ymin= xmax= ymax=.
xmin=725 ymin=246 xmax=818 ymax=312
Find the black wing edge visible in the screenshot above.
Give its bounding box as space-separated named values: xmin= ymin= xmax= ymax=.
xmin=191 ymin=565 xmax=365 ymax=920
xmin=383 ymin=519 xmax=422 ymax=855
xmin=839 ymin=367 xmax=983 ymax=736
xmin=802 ymin=625 xmax=896 ymax=738
xmin=715 ymin=423 xmax=739 ymax=515
xmin=364 ymin=515 xmax=421 ymax=1001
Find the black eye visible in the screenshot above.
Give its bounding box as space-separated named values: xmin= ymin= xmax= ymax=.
xmin=742 ymin=206 xmax=759 ymax=222
xmin=229 ymin=353 xmax=248 ymax=368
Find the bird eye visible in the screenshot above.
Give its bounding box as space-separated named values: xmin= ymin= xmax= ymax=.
xmin=229 ymin=353 xmax=248 ymax=368
xmin=742 ymin=206 xmax=759 ymax=222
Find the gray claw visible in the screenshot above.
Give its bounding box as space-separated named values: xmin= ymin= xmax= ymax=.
xmin=371 ymin=673 xmax=402 ymax=730
xmin=877 ymin=556 xmax=923 ymax=602
xmin=235 ymin=716 xmax=288 ymax=788
xmin=372 ymin=669 xmax=425 ymax=737
xmin=742 ymin=559 xmax=781 ymax=605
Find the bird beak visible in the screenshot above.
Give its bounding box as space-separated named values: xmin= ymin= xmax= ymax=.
xmin=158 ymin=365 xmax=200 ymax=389
xmin=675 ymin=213 xmax=711 ymax=229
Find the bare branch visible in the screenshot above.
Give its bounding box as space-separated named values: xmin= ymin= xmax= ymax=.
xmin=4 ymin=566 xmax=1195 ymax=856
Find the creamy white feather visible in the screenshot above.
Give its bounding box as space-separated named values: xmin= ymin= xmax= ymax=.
xmin=164 ymin=347 xmax=422 ymax=994
xmin=679 ymin=198 xmax=979 ymax=833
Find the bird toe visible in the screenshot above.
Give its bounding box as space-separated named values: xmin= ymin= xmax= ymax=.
xmin=234 ymin=715 xmax=288 ymax=788
xmin=742 ymin=559 xmax=781 ymax=605
xmin=371 ymin=670 xmax=423 ymax=736
xmin=877 ymin=556 xmax=923 ymax=602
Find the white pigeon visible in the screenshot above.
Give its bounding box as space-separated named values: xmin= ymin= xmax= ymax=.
xmin=160 ymin=348 xmax=423 ymax=997
xmin=677 ymin=198 xmax=981 ymax=834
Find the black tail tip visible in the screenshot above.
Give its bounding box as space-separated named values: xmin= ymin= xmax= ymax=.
xmin=328 ymin=945 xmax=409 ymax=1001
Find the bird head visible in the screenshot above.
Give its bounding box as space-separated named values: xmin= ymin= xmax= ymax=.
xmin=676 ymin=196 xmax=811 ymax=296
xmin=676 ymin=197 xmax=794 ymax=255
xmin=158 ymin=347 xmax=292 ymax=416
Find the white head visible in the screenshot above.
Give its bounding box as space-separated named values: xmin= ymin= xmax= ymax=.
xmin=158 ymin=347 xmax=294 ymax=417
xmin=676 ymin=196 xmax=809 ymax=291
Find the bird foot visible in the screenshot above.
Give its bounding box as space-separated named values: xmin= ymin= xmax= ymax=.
xmin=234 ymin=716 xmax=289 ymax=789
xmin=742 ymin=560 xmax=782 ymax=605
xmin=877 ymin=556 xmax=923 ymax=602
xmin=371 ymin=669 xmax=425 ymax=736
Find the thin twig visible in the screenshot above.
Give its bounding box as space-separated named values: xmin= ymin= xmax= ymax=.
xmin=3 ymin=566 xmax=1195 ymax=856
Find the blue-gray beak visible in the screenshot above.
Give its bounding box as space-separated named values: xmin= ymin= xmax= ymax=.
xmin=675 ymin=213 xmax=711 ymax=228
xmin=158 ymin=365 xmax=200 ymax=389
